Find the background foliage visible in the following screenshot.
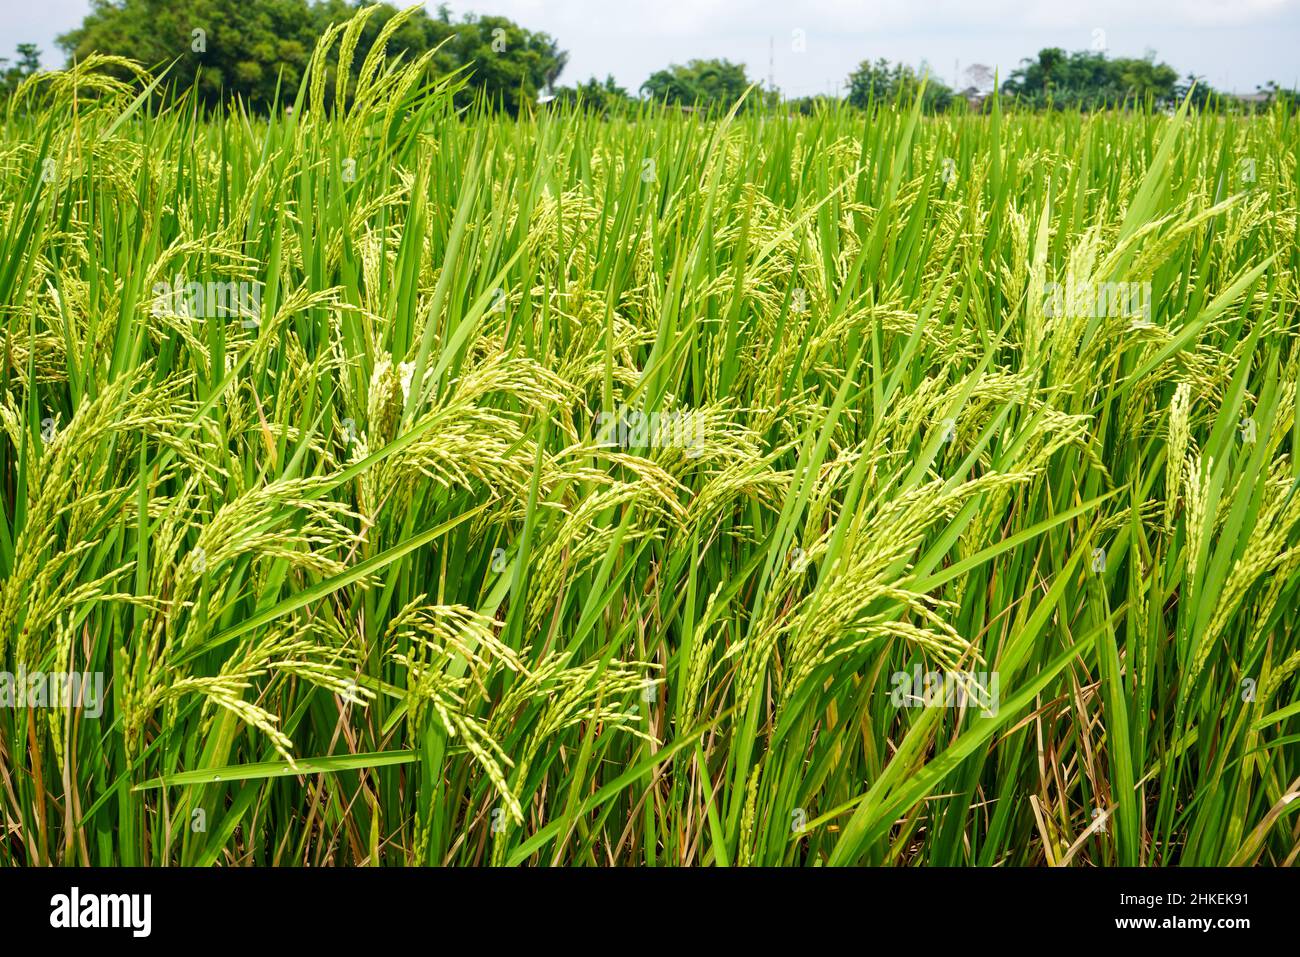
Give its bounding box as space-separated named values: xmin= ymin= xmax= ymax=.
xmin=56 ymin=0 xmax=566 ymax=111
xmin=2 ymin=0 xmax=1290 ymax=114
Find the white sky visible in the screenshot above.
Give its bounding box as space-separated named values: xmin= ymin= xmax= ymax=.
xmin=4 ymin=0 xmax=1298 ymax=96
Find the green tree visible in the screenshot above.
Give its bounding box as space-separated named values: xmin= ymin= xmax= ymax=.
xmin=1003 ymin=48 xmax=1179 ymax=109
xmin=448 ymin=12 xmax=567 ymax=113
xmin=1174 ymin=73 xmax=1221 ymax=110
xmin=784 ymin=94 xmax=840 ymax=116
xmin=846 ymin=58 xmax=953 ymax=111
xmin=552 ymin=74 xmax=633 ymax=114
xmin=640 ymin=59 xmax=753 ymax=109
xmin=0 ymin=43 xmax=43 ymax=98
xmin=58 ymin=0 xmax=324 ymax=108
xmin=57 ymin=0 xmax=566 ymax=113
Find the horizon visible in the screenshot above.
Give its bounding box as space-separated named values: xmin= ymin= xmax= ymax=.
xmin=3 ymin=0 xmax=1298 ymax=97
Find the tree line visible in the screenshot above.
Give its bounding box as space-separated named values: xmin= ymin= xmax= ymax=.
xmin=2 ymin=0 xmax=1294 ymax=113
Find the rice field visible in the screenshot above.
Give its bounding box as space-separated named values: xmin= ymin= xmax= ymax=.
xmin=1 ymin=10 xmax=1298 ymax=866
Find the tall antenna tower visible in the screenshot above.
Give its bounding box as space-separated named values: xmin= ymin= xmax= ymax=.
xmin=769 ymin=36 xmax=776 ymax=96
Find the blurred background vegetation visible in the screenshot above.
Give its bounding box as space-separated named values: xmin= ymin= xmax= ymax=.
xmin=1 ymin=0 xmax=1295 ymax=115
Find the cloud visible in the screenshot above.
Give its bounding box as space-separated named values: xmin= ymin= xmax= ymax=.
xmin=463 ymin=0 xmax=1297 ymax=35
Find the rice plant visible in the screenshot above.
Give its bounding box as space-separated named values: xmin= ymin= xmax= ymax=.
xmin=1 ymin=7 xmax=1297 ymax=866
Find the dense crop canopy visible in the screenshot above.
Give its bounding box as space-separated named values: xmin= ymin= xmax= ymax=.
xmin=0 ymin=8 xmax=1297 ymax=866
